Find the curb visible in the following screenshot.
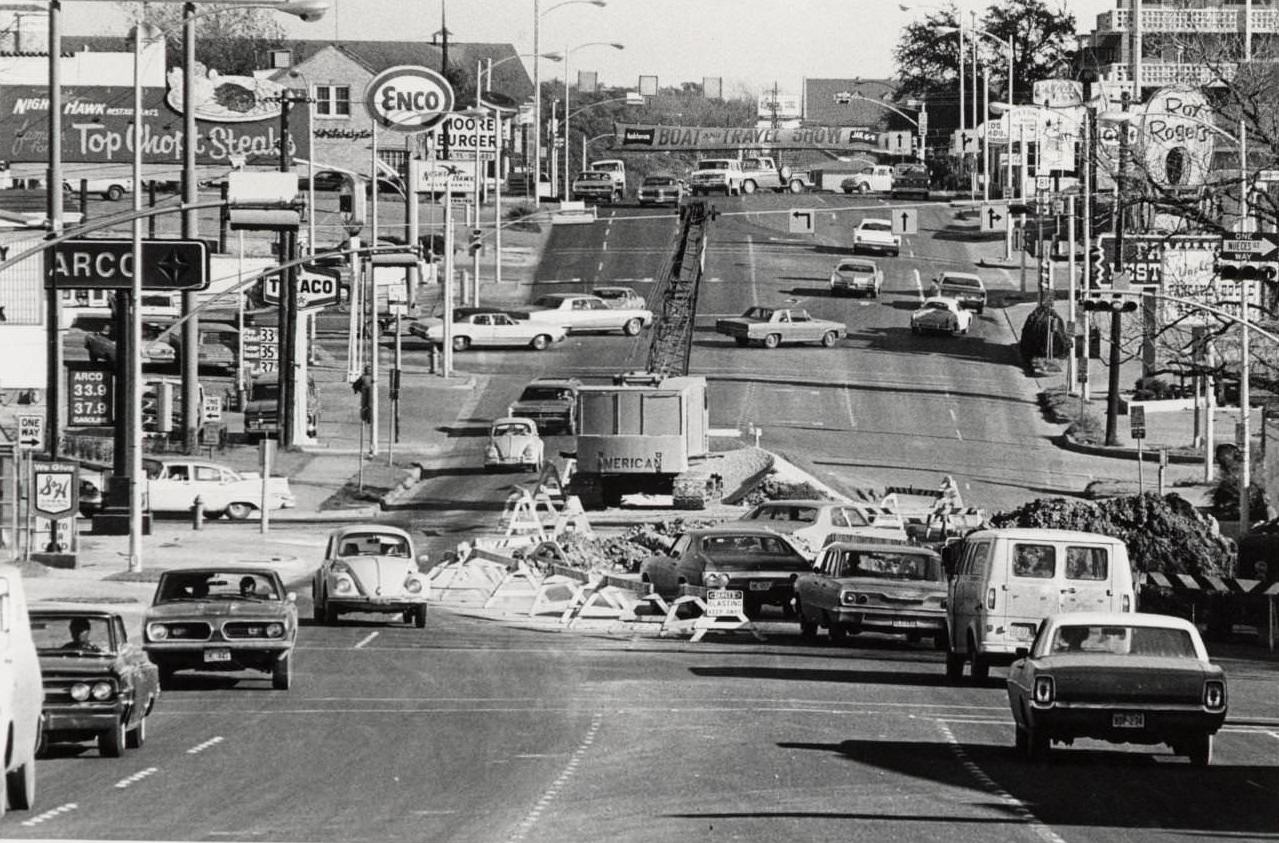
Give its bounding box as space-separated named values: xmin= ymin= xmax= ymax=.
xmin=1056 ymin=431 xmax=1204 ymax=464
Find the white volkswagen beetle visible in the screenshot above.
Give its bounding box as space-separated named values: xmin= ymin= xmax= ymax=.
xmin=484 ymin=416 xmax=544 ymax=472
xmin=312 ymin=526 xmax=431 ymax=627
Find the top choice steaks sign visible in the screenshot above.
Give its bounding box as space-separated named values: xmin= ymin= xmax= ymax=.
xmin=0 ymin=83 xmax=310 ymax=165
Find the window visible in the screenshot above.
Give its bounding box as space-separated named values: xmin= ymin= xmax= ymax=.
xmin=962 ymin=541 xmax=990 ymax=577
xmin=832 ymin=508 xmax=869 ymax=528
xmin=1065 ymin=546 xmax=1108 ymax=581
xmin=315 ymin=85 xmax=351 ymax=118
xmin=193 ymin=465 xmax=221 ymax=482
xmin=1012 ymin=543 xmax=1056 ymax=578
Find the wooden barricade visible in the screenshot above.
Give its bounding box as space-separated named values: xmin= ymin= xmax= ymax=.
xmin=659 ymin=584 xmax=765 ymax=643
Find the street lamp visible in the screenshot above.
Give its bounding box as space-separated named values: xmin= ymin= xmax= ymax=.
xmin=562 ymin=41 xmax=623 ymax=200
xmin=938 ymin=24 xmax=1013 ymax=200
xmin=534 ymin=0 xmax=605 ymax=203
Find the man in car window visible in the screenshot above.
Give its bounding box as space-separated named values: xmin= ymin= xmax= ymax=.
xmin=63 ymin=617 xmax=103 ymax=651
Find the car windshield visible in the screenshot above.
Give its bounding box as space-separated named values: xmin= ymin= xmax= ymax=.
xmin=746 ymin=505 xmax=819 ymax=524
xmin=201 ymin=331 xmax=236 ymax=345
xmin=250 ymin=384 xmax=280 ymax=401
xmin=644 ymin=177 xmax=675 ymax=186
xmin=577 ymin=173 xmax=609 ymax=182
xmin=155 ymin=571 xmax=280 ymax=603
xmin=699 ymin=161 xmax=730 ymax=170
xmin=924 ymin=301 xmax=951 ymax=311
xmin=336 ymin=533 xmax=411 ymax=557
xmin=533 ymin=296 xmax=567 ymax=308
xmin=832 ymin=549 xmax=941 ymax=581
xmin=861 ymin=221 xmax=891 ymax=232
xmin=942 ymin=276 xmax=981 ymax=288
xmin=519 ymin=386 xmax=571 ymax=402
xmin=1049 ymin=624 xmax=1198 ymax=658
xmin=839 ymin=263 xmax=875 ymax=274
xmin=701 ymin=533 xmax=803 ymax=560
xmin=743 ymin=307 xmax=773 ymax=320
xmin=30 ymin=615 xmax=114 ymax=655
xmin=492 ymin=422 xmax=534 ymax=436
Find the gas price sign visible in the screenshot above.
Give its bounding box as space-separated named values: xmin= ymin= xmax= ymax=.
xmin=67 ymin=365 xmax=113 ymax=426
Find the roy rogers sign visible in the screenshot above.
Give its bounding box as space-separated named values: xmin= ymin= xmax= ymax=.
xmin=364 ymin=66 xmax=454 ymax=133
xmin=0 ymin=84 xmax=309 ymax=165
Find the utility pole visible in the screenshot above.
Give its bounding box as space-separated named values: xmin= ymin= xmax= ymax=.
xmin=278 ymin=94 xmax=298 ymax=447
xmin=1104 ymin=90 xmax=1131 ymax=447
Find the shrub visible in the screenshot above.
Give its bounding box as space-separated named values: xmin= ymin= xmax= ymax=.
xmin=1019 ymin=304 xmax=1068 ymax=359
xmin=1066 ymin=412 xmax=1105 ymax=445
xmin=504 ymin=202 xmax=541 ymax=233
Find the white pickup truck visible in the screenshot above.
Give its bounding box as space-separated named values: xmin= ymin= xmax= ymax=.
xmin=689 ymin=158 xmax=744 ymax=196
xmin=588 ymin=159 xmax=627 ymax=195
xmin=740 ymin=156 xmax=814 ymax=194
xmin=841 ymin=165 xmax=895 ymax=194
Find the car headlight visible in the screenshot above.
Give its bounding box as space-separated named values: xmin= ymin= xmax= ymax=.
xmin=147 ymin=622 xmax=169 ymax=641
xmin=91 ymin=681 xmax=114 ymax=701
xmin=405 ymin=577 xmax=424 ymax=594
xmin=1033 ymin=676 xmax=1055 ymax=705
xmin=265 ymin=623 xmax=285 ymax=638
xmin=1204 ymin=680 xmax=1226 ymax=711
xmin=522 ymin=444 xmax=538 ymax=459
xmin=70 ymin=683 xmax=91 ymax=701
xmin=485 ymin=445 xmax=499 ymax=459
xmin=334 ymin=576 xmax=355 ymax=594
xmin=703 ymin=571 xmax=730 ymax=588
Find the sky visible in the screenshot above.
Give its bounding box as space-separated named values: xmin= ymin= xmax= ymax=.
xmin=50 ymin=0 xmax=1115 ymax=96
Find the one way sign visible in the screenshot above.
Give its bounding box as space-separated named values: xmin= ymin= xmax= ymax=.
xmin=981 ymin=203 xmax=1009 ymax=233
xmin=17 ymin=414 xmax=43 ymax=451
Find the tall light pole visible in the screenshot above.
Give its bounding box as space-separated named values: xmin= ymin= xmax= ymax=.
xmin=939 ymin=24 xmax=1013 ymax=197
xmin=562 ymin=41 xmax=623 ymax=200
xmin=533 ymin=0 xmax=604 ymax=202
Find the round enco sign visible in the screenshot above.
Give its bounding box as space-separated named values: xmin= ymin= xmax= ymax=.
xmin=364 ymin=65 xmax=455 ymax=133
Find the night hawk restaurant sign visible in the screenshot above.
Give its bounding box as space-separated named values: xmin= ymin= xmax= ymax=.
xmin=615 ymin=122 xmax=881 ymax=151
xmin=47 ymin=239 xmax=211 ymax=291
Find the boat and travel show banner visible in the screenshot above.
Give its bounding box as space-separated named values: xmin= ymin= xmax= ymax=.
xmin=614 ymin=122 xmax=880 ymax=151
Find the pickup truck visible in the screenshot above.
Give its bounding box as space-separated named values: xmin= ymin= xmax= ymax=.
xmin=63 ymin=177 xmax=131 ymax=201
xmin=740 ymin=156 xmax=814 ymax=194
xmin=715 ymin=306 xmax=845 ymax=349
xmin=570 ymin=170 xmax=622 ymax=204
xmin=689 ymin=158 xmax=744 ymax=196
xmin=841 ymin=165 xmax=895 ymax=194
xmin=890 ymin=163 xmax=931 ymax=199
xmin=588 ymin=159 xmax=627 ymax=195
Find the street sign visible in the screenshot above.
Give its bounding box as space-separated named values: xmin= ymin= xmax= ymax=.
xmin=705 ymin=589 xmax=744 ymax=617
xmin=951 ymin=129 xmax=977 ymax=155
xmin=1220 ymin=234 xmax=1279 ymax=262
xmin=891 ymin=208 xmax=918 ymax=236
xmin=980 ymin=203 xmax=1008 ymax=233
xmin=32 ymin=459 xmax=79 ymax=520
xmin=1091 ymin=233 xmax=1222 ymax=288
xmin=1130 ymin=405 xmax=1146 ymax=440
xmin=66 ymin=366 xmax=113 ymax=427
xmin=262 ymin=264 xmax=342 ymax=308
xmin=884 ymin=130 xmax=912 ymax=155
xmin=48 ymin=239 xmax=210 ymax=291
xmin=202 ymin=395 xmax=223 ymax=423
xmin=242 ymin=326 xmax=279 ymax=374
xmin=363 ymin=65 xmax=455 ymax=134
xmin=1036 ymin=175 xmax=1051 ymax=191
xmin=788 ymin=209 xmax=815 ymax=235
xmin=16 ymin=414 xmax=43 ymax=450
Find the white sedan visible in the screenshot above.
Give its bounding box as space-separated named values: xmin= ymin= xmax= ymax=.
xmin=143 ymin=457 xmax=294 ymax=519
xmin=411 ymin=311 xmax=567 ymax=352
xmin=829 ymin=259 xmax=883 ymax=298
xmin=852 ymin=218 xmax=901 ymax=257
xmin=520 ymin=293 xmax=653 ymax=336
xmin=910 ymin=297 xmax=972 ymax=335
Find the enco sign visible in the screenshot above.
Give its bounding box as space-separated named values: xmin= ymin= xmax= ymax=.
xmin=364 ymin=66 xmax=455 ymax=133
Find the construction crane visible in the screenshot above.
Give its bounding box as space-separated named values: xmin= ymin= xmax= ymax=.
xmin=644 ymin=200 xmax=715 ymax=378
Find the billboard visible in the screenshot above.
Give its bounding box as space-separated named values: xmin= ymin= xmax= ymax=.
xmin=0 ymin=78 xmax=310 ymax=165
xmin=615 ymin=122 xmax=880 ymax=151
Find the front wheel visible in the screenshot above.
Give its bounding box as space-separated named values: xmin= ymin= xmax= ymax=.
xmin=529 ymin=334 xmax=551 ymax=351
xmin=734 ymin=337 xmax=749 ymax=347
xmin=99 ymin=718 xmax=126 ymax=757
xmin=858 ymin=182 xmax=872 ymax=194
xmin=1187 ymin=733 xmax=1213 ymax=767
xmin=788 ymin=180 xmax=804 ymax=194
xmin=452 ymin=336 xmax=470 ymax=352
xmin=945 ymin=648 xmax=965 ymax=683
xmin=6 ymin=758 xmax=34 ymax=811
xmin=413 ymin=605 xmax=427 ymax=629
xmin=622 ymin=318 xmax=642 ymax=337
xmin=272 ymin=653 xmax=293 ymax=690
xmin=970 ymin=653 xmax=990 ymax=682
xmin=763 ymin=333 xmax=781 ymax=350
xmin=820 ymin=331 xmax=838 ymax=348
xmin=125 ymin=713 xmax=147 ymax=749
xmin=741 ymin=180 xmax=757 ymax=194
xmin=105 ymin=185 xmax=125 ymax=201
xmin=226 ymin=502 xmax=254 ymax=521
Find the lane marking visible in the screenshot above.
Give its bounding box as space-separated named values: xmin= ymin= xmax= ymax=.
xmin=115 ymin=766 xmax=160 ymax=789
xmin=187 ymin=735 xmax=224 ymax=754
xmin=938 ymin=721 xmax=1066 ymax=843
xmin=20 ymin=802 xmax=78 ymax=827
xmin=354 ymin=631 xmax=379 ymax=650
xmin=843 ymin=384 xmax=857 ymax=429
xmin=507 ymin=713 xmax=603 ymax=842
xmin=597 ymin=260 xmax=604 ymax=274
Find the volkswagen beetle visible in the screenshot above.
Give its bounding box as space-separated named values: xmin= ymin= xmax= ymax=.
xmin=484 ymin=416 xmax=544 ymax=472
xmin=313 ymin=525 xmax=431 ymax=627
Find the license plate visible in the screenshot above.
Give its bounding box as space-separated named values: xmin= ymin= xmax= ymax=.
xmin=1011 ymin=624 xmax=1037 ymax=641
xmin=204 ymin=648 xmax=232 ymax=663
xmin=1113 ymin=713 xmax=1144 ymax=729
xmin=749 ymin=581 xmax=772 ymax=592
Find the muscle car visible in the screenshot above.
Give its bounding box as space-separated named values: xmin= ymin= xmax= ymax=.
xmin=312 ymin=525 xmax=431 ymax=627
xmin=1007 ymin=612 xmax=1227 ymax=765
xmin=30 ymin=609 xmax=160 ymax=757
xmin=143 ymin=457 xmax=295 ymax=520
xmin=411 ymin=311 xmax=567 ymax=351
xmin=518 ymin=293 xmax=653 ymax=336
xmin=143 ymin=567 xmax=298 ymax=690
xmin=715 ymin=306 xmax=845 ymax=349
xmin=794 ymin=542 xmax=947 ymax=646
xmin=852 ymin=218 xmax=901 ymax=256
xmin=829 ymin=258 xmax=884 ymax=298
xmin=929 ymin=271 xmax=988 ymax=313
xmin=484 ymin=417 xmax=544 ymax=472
xmin=738 ymin=499 xmax=910 ymax=558
xmin=910 ymin=297 xmax=972 ymax=335
xmin=636 ymin=173 xmax=686 ymax=206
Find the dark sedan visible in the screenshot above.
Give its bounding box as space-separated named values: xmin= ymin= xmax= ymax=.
xmin=639 ymin=525 xmax=811 ymax=616
xmin=30 ymin=609 xmax=160 ymax=757
xmin=143 ymin=567 xmax=298 ymax=690
xmin=1006 ymin=612 xmax=1227 ymax=765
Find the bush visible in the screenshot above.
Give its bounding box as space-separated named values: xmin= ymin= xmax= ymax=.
xmin=1065 ymin=413 xmax=1105 ymax=445
xmin=504 ymin=202 xmax=541 ymax=233
xmin=1019 ymin=304 xmax=1068 ymax=359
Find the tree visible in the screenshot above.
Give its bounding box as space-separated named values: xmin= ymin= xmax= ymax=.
xmin=119 ymin=2 xmax=285 ymax=75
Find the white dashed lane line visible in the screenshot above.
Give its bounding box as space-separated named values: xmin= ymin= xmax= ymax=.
xmin=20 ymin=802 xmax=78 ymax=828
xmin=187 ymin=735 xmax=224 ymax=755
xmin=354 ymin=631 xmax=379 ymax=649
xmin=115 ymin=766 xmax=160 ymax=789
xmin=506 ymin=713 xmax=603 ymax=843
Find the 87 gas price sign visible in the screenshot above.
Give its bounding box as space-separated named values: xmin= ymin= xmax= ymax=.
xmin=67 ymin=365 xmax=113 ymax=427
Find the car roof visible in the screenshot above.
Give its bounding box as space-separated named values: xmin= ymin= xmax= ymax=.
xmin=1043 ymin=612 xmax=1197 ymax=632
xmin=752 ymin=499 xmax=842 ymax=508
xmin=938 ymin=272 xmax=985 ymax=284
xmin=328 ymin=524 xmax=412 ymax=541
xmin=30 ymin=607 xmax=120 ymax=620
xmin=821 ymin=541 xmax=940 ymax=557
xmin=965 ymin=528 xmax=1125 ymax=543
xmin=643 ymin=172 xmax=676 ymax=179
xmin=527 ymin=376 xmax=582 ymax=387
xmin=836 ymin=260 xmax=877 ymax=269
xmin=492 ymin=416 xmax=537 ymax=427
xmin=684 ymin=524 xmax=788 ymax=537
xmin=155 ymin=565 xmax=283 ymax=579
xmin=858 ymin=218 xmax=891 ymax=226
xmin=146 ymin=456 xmax=232 ymax=468
xmin=593 ymin=286 xmax=636 ymax=294
xmin=920 ymin=296 xmax=959 ymax=306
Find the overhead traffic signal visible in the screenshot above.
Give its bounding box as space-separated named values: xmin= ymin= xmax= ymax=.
xmin=1216 ymin=261 xmax=1278 ymax=282
xmin=1081 ymin=294 xmax=1137 ymax=313
xmin=468 ymin=229 xmax=483 ymax=256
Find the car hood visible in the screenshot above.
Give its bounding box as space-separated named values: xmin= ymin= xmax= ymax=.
xmin=332 ymin=556 xmax=421 ymax=594
xmin=146 ymin=600 xmax=293 ymax=621
xmin=37 ymin=653 xmax=123 ymax=674
xmin=489 ymin=434 xmax=537 ymax=459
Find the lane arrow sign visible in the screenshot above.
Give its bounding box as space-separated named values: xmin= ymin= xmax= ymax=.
xmin=1221 ymin=235 xmax=1279 ymax=261
xmin=789 ymin=209 xmax=814 ymax=235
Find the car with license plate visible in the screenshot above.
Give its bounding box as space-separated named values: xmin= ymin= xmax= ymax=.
xmin=143 ymin=567 xmax=298 ymax=690
xmin=852 ymin=218 xmax=901 ymax=256
xmin=591 ymin=286 xmax=647 ymax=310
xmin=910 ymin=297 xmax=972 ymax=335
xmin=484 ymin=416 xmax=544 ymax=472
xmin=518 ymin=293 xmax=653 ymax=336
xmin=638 ymin=525 xmax=812 ymax=616
xmin=312 ymin=525 xmax=431 ymax=627
xmin=636 ymin=173 xmax=686 ymax=206
xmin=738 ymin=499 xmax=910 ymax=558
xmin=410 ymin=310 xmax=566 ymax=352
xmin=29 ymin=609 xmax=160 ymax=758
xmin=242 ymin=372 xmax=320 ymax=439
xmin=794 ymin=542 xmax=947 ymax=647
xmin=829 ymin=258 xmax=884 ymax=298
xmin=714 ymin=306 xmax=845 ymax=349
xmin=929 ymin=271 xmax=988 ymax=313
xmin=143 ymin=457 xmax=295 ymax=520
xmin=1006 ymin=612 xmax=1227 ymax=765
xmin=508 ymin=376 xmax=582 ymax=435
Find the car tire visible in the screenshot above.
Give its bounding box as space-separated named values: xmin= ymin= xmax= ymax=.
xmin=413 ymin=605 xmax=427 ymax=629
xmin=272 ymin=653 xmax=293 ymax=690
xmin=763 ymin=333 xmax=781 ymax=350
xmin=99 ymin=718 xmax=126 ymax=757
xmin=530 ymin=334 xmax=551 ymax=351
xmin=891 ymin=249 xmax=900 ymax=257
xmin=827 ymin=617 xmax=847 ymax=643
xmin=741 ymin=180 xmax=757 ymax=194
xmin=622 ymin=318 xmax=642 ymax=337
xmin=858 ymin=182 xmax=871 ymax=194
xmin=911 ymin=325 xmax=920 ymax=335
xmin=324 ymin=599 xmax=339 ymax=625
xmin=945 ymin=648 xmax=965 ymax=683
xmin=125 ymin=713 xmax=147 ymax=749
xmin=452 ymin=336 xmax=470 ymax=352
xmin=1014 ymin=725 xmax=1028 ymax=756
xmin=820 ymin=331 xmax=838 ymax=348
xmin=158 ymin=665 xmax=176 ymax=690
xmin=105 ymin=185 xmax=125 ymax=201
xmin=5 ymin=755 xmax=35 ymax=811
xmin=226 ymin=502 xmax=254 ymax=521
xmin=797 ymin=603 xmax=818 ymax=641
xmin=734 ymin=337 xmax=749 ymax=347
xmin=976 ymin=306 xmax=985 ymax=315
xmin=934 ymin=630 xmax=950 ymax=651
xmin=1025 ymin=726 xmax=1050 ymax=762
xmin=1187 ymin=733 xmax=1213 ymax=767
xmin=970 ymin=652 xmax=990 ymax=682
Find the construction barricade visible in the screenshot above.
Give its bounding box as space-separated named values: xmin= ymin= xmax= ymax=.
xmin=658 ymin=584 xmax=765 ymax=643
xmin=1141 ymin=572 xmax=1279 ymax=650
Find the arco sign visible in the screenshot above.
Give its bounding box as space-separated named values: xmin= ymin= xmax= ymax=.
xmin=364 ymin=66 xmax=454 ymax=134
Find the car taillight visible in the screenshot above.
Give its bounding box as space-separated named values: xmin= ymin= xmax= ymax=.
xmin=1122 ymin=594 xmax=1131 ymax=612
xmin=1033 ymin=676 xmax=1055 ymax=705
xmin=1204 ymin=680 xmax=1226 ymax=711
xmin=987 ymin=587 xmax=997 ymax=610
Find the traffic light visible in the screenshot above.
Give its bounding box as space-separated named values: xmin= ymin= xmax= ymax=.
xmin=1217 ymin=261 xmax=1278 ymax=282
xmin=352 ymin=373 xmax=372 ymax=424
xmin=468 ymin=228 xmax=483 ymax=256
xmin=1081 ymin=294 xmax=1137 ymax=313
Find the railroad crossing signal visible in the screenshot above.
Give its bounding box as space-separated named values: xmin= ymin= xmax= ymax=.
xmin=981 ymin=203 xmax=1008 ymax=233
xmin=891 ymin=208 xmax=917 ymax=236
xmin=788 ymin=209 xmax=815 ymax=235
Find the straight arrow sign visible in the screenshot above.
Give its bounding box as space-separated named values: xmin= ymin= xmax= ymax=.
xmin=892 ymin=208 xmax=918 ymax=236
xmin=1221 ymin=234 xmax=1279 ymax=261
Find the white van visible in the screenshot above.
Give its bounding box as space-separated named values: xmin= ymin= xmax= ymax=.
xmin=0 ymin=565 xmax=42 ymax=817
xmin=945 ymin=528 xmax=1135 ymax=682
